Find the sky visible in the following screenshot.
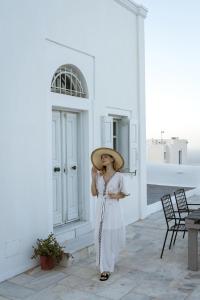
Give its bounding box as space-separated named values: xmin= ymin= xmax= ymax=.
xmin=141 ymin=0 xmax=200 ymax=164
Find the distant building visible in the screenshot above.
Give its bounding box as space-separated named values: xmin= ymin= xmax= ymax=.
xmin=147 ymin=137 xmax=188 ymax=164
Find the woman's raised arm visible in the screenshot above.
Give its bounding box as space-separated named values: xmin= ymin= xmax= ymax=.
xmin=91 ymin=167 xmax=98 ymax=196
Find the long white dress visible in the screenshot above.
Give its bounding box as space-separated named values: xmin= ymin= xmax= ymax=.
xmin=95 ymin=172 xmax=128 ymax=273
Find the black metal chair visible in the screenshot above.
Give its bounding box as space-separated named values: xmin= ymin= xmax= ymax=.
xmin=174 ymin=188 xmax=200 ymax=218
xmin=160 ymin=194 xmax=187 ymax=259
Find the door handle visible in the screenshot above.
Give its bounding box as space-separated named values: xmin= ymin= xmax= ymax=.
xmin=71 ymin=166 xmax=77 ymax=170
xmin=54 ymin=167 xmax=61 ymax=172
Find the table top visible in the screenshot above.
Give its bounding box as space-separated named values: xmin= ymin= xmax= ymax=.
xmin=185 ymin=209 xmax=200 ymax=221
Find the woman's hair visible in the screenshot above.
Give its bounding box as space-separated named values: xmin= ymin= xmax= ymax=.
xmin=99 ymin=166 xmax=107 ymax=175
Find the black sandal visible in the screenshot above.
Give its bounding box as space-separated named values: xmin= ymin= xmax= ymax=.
xmin=100 ymin=272 xmax=110 ymax=281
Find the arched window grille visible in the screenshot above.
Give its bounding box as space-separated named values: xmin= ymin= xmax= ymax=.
xmin=51 ymin=64 xmax=88 ymax=98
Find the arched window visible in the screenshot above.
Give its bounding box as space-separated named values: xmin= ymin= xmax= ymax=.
xmin=51 ymin=64 xmax=88 ymax=98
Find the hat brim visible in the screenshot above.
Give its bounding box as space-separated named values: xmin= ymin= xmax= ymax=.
xmin=91 ymin=147 xmax=124 ymax=171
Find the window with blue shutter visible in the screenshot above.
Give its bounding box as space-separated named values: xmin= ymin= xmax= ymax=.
xmin=102 ymin=116 xmax=138 ymax=173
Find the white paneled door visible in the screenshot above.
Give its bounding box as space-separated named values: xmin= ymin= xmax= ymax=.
xmin=52 ymin=111 xmax=79 ymax=226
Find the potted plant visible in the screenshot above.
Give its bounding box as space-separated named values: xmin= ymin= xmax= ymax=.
xmin=31 ymin=233 xmax=65 ymax=270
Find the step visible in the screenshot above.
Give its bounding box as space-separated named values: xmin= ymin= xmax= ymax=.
xmin=60 ymin=231 xmax=95 ymax=266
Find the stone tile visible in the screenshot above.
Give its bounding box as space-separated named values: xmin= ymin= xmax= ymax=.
xmin=25 ymin=284 xmax=71 ymax=300
xmin=54 ymin=263 xmax=88 ymax=276
xmin=0 ymin=281 xmax=35 ymax=299
xmin=59 ymin=274 xmax=93 ymax=289
xmin=80 ymin=256 xmax=96 ymax=265
xmin=9 ymin=273 xmax=34 ymax=285
xmin=25 ymin=267 xmax=41 ymax=276
xmin=58 ymin=273 xmax=119 ymax=294
xmin=187 ymin=286 xmax=200 ymax=300
xmin=164 ymin=290 xmax=194 ymax=300
xmin=94 ymin=277 xmax=138 ymax=300
xmin=121 ymin=292 xmax=155 ymax=300
xmin=67 ymin=264 xmax=98 ymax=280
xmin=9 ymin=270 xmax=68 ymax=291
xmin=56 ymin=289 xmax=108 ymax=300
xmin=153 ymin=292 xmax=188 ymax=300
xmin=169 ymin=277 xmax=197 ymax=293
xmin=0 ymin=296 xmax=11 ymax=300
xmin=26 ymin=284 xmax=108 ymax=300
xmin=132 ymin=277 xmax=189 ymax=299
xmin=184 ymin=271 xmax=200 ymax=282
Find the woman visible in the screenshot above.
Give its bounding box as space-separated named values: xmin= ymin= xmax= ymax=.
xmin=91 ymin=147 xmax=129 ymax=281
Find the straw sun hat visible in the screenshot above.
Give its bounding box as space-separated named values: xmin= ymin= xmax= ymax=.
xmin=91 ymin=147 xmax=124 ymax=171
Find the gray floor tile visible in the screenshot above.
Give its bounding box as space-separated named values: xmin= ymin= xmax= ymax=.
xmin=9 ymin=271 xmax=68 ymax=291
xmin=121 ymin=292 xmax=155 ymax=300
xmin=0 ymin=296 xmax=11 ymax=300
xmin=0 ymin=281 xmax=35 ymax=299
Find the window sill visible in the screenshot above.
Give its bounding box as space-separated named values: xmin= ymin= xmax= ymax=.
xmin=121 ymin=170 xmax=137 ymax=176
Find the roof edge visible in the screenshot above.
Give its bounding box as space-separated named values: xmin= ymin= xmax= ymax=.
xmin=114 ymin=0 xmax=148 ymax=18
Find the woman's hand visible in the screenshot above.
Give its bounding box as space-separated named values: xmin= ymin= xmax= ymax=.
xmin=108 ymin=192 xmax=126 ymax=200
xmin=108 ymin=192 xmax=121 ymax=200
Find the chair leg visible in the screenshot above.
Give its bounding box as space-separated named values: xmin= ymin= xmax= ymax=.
xmin=169 ymin=230 xmax=175 ymax=249
xmin=173 ymin=230 xmax=178 ymax=245
xmin=173 ymin=221 xmax=180 ymax=245
xmin=160 ymin=230 xmax=169 ymax=259
xmin=183 ymin=231 xmax=186 ymax=239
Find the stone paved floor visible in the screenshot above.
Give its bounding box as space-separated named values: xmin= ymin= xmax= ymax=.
xmin=1 ymin=208 xmax=200 ymax=300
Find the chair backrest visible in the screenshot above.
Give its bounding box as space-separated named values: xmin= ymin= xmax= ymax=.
xmin=174 ymin=188 xmax=189 ymax=214
xmin=160 ymin=194 xmax=176 ymax=228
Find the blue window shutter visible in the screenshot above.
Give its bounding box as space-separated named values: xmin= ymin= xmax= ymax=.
xmin=129 ymin=119 xmax=138 ymax=172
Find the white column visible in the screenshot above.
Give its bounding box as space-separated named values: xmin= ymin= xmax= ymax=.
xmin=136 ymin=8 xmax=148 ymax=219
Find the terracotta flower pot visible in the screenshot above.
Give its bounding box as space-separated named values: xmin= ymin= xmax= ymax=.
xmin=40 ymin=256 xmax=55 ymax=270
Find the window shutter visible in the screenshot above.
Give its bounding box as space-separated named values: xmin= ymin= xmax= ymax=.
xmin=119 ymin=118 xmax=129 ymax=171
xmin=101 ymin=116 xmax=113 ymax=148
xmin=129 ymin=119 xmax=138 ymax=172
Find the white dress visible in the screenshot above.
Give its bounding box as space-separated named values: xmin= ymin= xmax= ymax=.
xmin=95 ymin=172 xmax=128 ymax=273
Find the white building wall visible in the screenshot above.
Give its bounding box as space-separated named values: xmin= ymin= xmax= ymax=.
xmin=167 ymin=139 xmax=187 ymax=164
xmin=147 ymin=138 xmax=187 ymax=164
xmin=147 ymin=143 xmax=165 ymax=163
xmin=0 ymin=0 xmax=147 ymax=281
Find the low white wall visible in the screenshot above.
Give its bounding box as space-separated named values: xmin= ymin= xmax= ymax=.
xmin=147 ymin=162 xmax=200 ymax=187
xmin=144 ymin=162 xmax=200 ymax=217
xmin=186 ymin=187 xmax=200 ymax=197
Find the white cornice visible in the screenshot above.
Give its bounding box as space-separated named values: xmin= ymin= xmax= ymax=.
xmin=114 ymin=0 xmax=148 ymax=18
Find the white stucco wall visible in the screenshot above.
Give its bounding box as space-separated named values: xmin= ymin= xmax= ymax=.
xmin=0 ymin=0 xmax=147 ymax=281
xmin=147 ymin=138 xmax=187 ymax=164
xmin=147 ymin=143 xmax=165 ymax=163
xmin=167 ymin=141 xmax=187 ymax=164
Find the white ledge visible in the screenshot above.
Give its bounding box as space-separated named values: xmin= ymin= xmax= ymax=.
xmin=114 ymin=0 xmax=148 ymax=18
